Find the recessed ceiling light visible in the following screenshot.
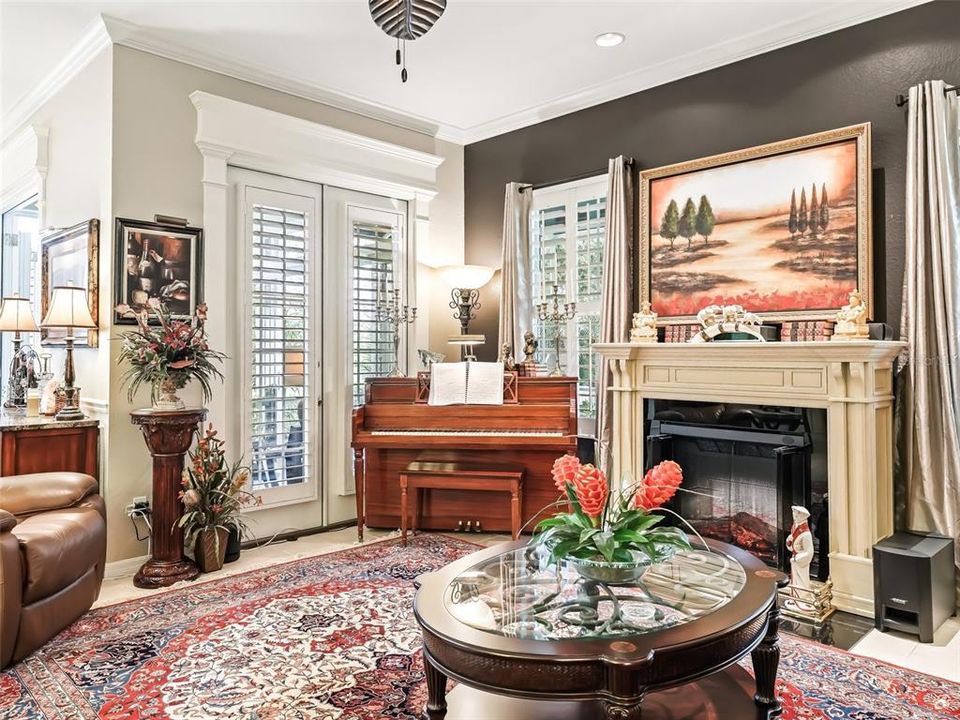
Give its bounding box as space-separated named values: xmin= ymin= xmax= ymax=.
xmin=595 ymin=32 xmax=625 ymax=48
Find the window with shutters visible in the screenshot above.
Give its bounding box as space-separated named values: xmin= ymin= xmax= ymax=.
xmin=243 ymin=189 xmax=316 ymax=499
xmin=530 ymin=176 xmax=607 ymax=433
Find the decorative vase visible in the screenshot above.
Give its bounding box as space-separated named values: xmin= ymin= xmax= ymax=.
xmin=194 ymin=526 xmax=229 ymax=573
xmin=154 ymin=373 xmax=188 ymax=411
xmin=224 ymin=525 xmax=242 ymax=564
xmin=568 ymin=545 xmax=678 ymax=585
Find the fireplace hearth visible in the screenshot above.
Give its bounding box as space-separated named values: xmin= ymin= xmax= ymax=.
xmin=647 ymin=407 xmax=824 ymax=574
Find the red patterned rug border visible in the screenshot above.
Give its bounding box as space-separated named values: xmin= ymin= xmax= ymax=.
xmin=785 ymin=627 xmax=960 ymax=687
xmin=96 ymin=531 xmax=484 ymax=612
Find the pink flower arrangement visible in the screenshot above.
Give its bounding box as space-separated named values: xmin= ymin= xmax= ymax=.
xmin=534 ymin=456 xmax=692 ymax=565
xmin=635 ymin=460 xmax=684 ymax=511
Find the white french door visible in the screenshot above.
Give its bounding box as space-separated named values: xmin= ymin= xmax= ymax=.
xmin=235 ymin=171 xmax=324 ymax=533
xmin=230 ymin=169 xmax=408 ymax=536
xmin=323 ymin=187 xmax=409 ymax=525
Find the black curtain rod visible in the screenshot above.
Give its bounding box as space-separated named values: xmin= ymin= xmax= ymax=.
xmin=895 ymin=84 xmax=957 ymax=107
xmin=518 ymin=158 xmax=634 ymax=193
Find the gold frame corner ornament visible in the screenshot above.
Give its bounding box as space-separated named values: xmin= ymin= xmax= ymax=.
xmin=639 ymin=122 xmax=872 ymax=325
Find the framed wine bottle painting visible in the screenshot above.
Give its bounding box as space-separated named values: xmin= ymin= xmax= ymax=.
xmin=114 ymin=217 xmax=203 ymax=324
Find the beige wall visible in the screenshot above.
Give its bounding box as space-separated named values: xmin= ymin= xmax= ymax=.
xmin=24 ymin=47 xmax=113 ymax=409
xmin=104 ymin=46 xmax=465 ymax=562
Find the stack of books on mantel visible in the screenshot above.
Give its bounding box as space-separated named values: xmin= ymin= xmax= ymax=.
xmin=779 ymin=320 xmax=835 ymax=342
xmin=663 ymin=324 xmax=701 ymax=343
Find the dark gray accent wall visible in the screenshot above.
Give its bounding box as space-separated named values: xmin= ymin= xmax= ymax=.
xmin=464 ymin=1 xmax=959 ymax=355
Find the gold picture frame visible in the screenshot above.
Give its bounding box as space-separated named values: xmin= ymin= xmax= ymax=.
xmin=40 ymin=219 xmax=100 ymax=347
xmin=639 ymin=123 xmax=872 ymax=324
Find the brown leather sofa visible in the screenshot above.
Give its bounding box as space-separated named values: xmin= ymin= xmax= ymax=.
xmin=0 ymin=472 xmax=106 ymax=668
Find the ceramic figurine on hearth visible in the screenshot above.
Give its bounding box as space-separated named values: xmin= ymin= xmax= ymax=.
xmin=832 ymin=289 xmax=869 ymax=340
xmin=630 ymin=302 xmax=659 ymax=343
xmin=786 ymin=505 xmax=814 ymax=590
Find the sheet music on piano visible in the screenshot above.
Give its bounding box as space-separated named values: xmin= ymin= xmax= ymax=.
xmin=427 ymin=361 xmax=504 ymax=406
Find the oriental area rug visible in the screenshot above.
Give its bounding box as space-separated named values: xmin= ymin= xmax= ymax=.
xmin=2 ymin=534 xmax=958 ymax=720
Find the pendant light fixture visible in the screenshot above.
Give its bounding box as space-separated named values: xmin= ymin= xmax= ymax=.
xmin=368 ymin=0 xmax=446 ymax=83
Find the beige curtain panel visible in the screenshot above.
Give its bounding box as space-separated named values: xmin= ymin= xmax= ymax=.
xmin=898 ymin=79 xmax=960 ymax=585
xmin=498 ymin=182 xmax=533 ymax=357
xmin=597 ymin=156 xmax=635 ymax=479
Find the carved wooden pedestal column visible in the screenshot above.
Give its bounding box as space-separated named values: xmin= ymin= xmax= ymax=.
xmin=131 ymin=408 xmax=207 ymax=589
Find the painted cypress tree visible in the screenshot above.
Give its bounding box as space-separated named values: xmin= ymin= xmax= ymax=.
xmin=798 ymin=187 xmax=808 ymax=236
xmin=659 ymin=199 xmax=680 ymax=250
xmin=788 ymin=188 xmax=798 ymax=238
xmin=695 ymin=195 xmax=716 ymax=245
xmin=819 ymin=183 xmax=830 ymax=234
xmin=809 ymin=183 xmax=819 ymax=238
xmin=678 ymin=198 xmax=697 ymax=251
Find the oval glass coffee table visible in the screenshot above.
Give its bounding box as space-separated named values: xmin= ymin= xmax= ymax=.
xmin=414 ymin=539 xmax=787 ymax=720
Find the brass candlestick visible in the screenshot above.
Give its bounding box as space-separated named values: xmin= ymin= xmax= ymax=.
xmin=535 ymin=283 xmax=576 ymax=377
xmin=376 ymin=286 xmax=417 ymax=377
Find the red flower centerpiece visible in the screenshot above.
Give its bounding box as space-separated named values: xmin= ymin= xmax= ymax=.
xmin=534 ymin=458 xmax=692 ymax=583
xmin=635 ymin=460 xmax=683 ymax=510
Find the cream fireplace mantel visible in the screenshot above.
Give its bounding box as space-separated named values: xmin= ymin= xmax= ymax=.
xmin=594 ymin=339 xmax=906 ymax=617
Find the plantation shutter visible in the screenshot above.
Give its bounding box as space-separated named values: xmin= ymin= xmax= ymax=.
xmin=351 ymin=219 xmax=399 ymax=407
xmin=249 ymin=202 xmax=311 ymax=491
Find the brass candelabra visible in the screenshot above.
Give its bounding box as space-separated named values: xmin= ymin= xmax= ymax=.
xmin=535 ymin=283 xmax=576 ymax=376
xmin=376 ymin=286 xmax=417 ymax=377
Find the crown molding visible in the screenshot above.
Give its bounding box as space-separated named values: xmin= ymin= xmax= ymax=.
xmin=1 ymin=17 xmax=111 ymax=144
xmin=458 ymin=0 xmax=928 ymax=144
xmin=101 ymin=15 xmax=460 ymax=143
xmin=3 ymin=1 xmax=927 ymax=149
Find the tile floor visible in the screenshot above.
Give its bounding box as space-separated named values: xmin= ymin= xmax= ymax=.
xmin=97 ymin=528 xmax=960 ymax=684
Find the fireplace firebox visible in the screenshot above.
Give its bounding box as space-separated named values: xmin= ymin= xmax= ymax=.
xmin=646 ymin=407 xmax=824 ymax=575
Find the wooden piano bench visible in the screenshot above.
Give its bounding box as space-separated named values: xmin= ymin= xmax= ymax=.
xmin=399 ymin=458 xmax=525 ymax=546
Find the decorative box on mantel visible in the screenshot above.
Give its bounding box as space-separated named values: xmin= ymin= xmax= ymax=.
xmin=0 ymin=413 xmax=100 ymax=478
xmin=593 ymin=339 xmax=906 ymax=617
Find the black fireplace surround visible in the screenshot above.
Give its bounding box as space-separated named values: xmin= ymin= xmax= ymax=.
xmin=645 ymin=401 xmax=828 ymax=578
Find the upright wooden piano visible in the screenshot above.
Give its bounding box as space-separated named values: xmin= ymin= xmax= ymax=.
xmin=351 ymin=374 xmax=578 ymax=539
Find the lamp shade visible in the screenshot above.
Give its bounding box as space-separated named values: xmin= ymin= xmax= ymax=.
xmin=0 ymin=296 xmax=39 ymax=332
xmin=438 ymin=264 xmax=495 ymax=290
xmin=41 ymin=286 xmax=96 ymax=329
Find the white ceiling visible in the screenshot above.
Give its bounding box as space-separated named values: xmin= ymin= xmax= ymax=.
xmin=1 ymin=0 xmax=927 ymax=144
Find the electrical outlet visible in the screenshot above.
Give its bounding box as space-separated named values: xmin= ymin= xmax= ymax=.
xmin=132 ymin=496 xmax=150 ymax=510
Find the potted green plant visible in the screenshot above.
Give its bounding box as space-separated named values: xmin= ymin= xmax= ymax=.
xmin=533 ymin=456 xmax=692 ymax=584
xmin=116 ymin=299 xmax=226 ymax=410
xmin=178 ymin=424 xmax=261 ymax=573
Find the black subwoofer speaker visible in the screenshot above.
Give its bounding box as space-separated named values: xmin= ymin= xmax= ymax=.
xmin=873 ymin=531 xmax=956 ymax=643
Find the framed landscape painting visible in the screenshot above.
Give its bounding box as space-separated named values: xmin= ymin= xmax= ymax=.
xmin=639 ymin=123 xmax=872 ymax=324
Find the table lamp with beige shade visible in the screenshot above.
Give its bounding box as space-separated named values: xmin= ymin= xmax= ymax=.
xmin=438 ymin=264 xmax=495 ymax=360
xmin=0 ymin=295 xmax=39 ymax=410
xmin=40 ymin=284 xmax=96 ymax=420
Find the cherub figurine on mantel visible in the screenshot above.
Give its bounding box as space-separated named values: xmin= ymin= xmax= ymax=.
xmin=832 ymin=289 xmax=869 ymax=340
xmin=630 ymin=302 xmax=659 ymax=343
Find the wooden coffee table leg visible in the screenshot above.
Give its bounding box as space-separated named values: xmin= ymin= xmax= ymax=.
xmin=423 ymin=651 xmax=448 ymax=719
xmin=751 ymin=604 xmax=783 ymax=717
xmin=602 ymin=700 xmax=643 ymax=719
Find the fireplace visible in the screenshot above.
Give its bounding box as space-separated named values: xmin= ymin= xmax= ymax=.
xmin=593 ymin=340 xmax=903 ymax=616
xmin=646 ymin=401 xmax=827 ymax=576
